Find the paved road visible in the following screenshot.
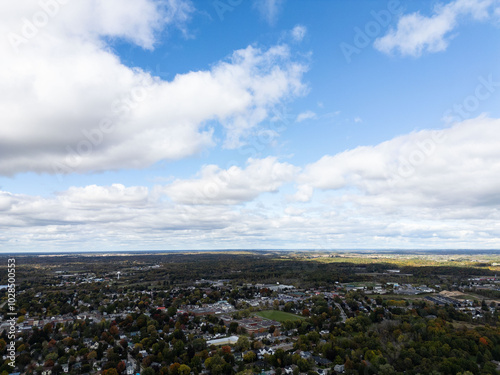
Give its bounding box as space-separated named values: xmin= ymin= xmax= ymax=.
xmin=334 ymin=302 xmax=347 ymax=323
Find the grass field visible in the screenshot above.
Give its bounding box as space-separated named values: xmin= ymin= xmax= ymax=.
xmin=379 ymin=294 xmax=426 ymax=301
xmin=255 ymin=310 xmax=305 ymax=322
xmin=454 ymin=294 xmax=478 ymax=300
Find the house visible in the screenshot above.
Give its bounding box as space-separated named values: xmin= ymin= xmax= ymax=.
xmin=313 ymin=356 xmax=332 ymax=366
xmin=151 ymin=362 xmax=161 ymax=370
xmin=254 ymin=360 xmax=266 ymax=368
xmin=334 ymin=364 xmax=345 ymax=373
xmin=300 ymin=351 xmax=312 ymax=359
xmin=257 ymin=348 xmax=274 ymax=359
xmin=126 ymin=363 xmax=135 ymax=375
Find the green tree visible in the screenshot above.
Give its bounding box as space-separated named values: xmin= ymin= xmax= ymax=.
xmin=235 ymin=336 xmax=250 ymax=352
xmin=178 ymin=364 xmax=191 ymax=375
xmin=378 ymin=364 xmax=396 ymax=375
xmin=229 ymin=322 xmax=239 ymax=334
xmin=243 ymin=351 xmax=256 ymax=363
xmin=297 ymin=358 xmax=311 ymax=372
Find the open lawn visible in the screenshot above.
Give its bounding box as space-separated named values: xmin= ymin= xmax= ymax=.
xmin=379 ymin=294 xmax=425 ymax=301
xmin=454 ymin=294 xmax=479 ymax=300
xmin=451 ymin=320 xmax=486 ymax=329
xmin=255 ymin=310 xmax=305 ymax=322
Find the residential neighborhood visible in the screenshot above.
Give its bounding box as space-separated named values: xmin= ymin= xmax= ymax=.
xmin=3 ymin=252 xmax=500 ymax=374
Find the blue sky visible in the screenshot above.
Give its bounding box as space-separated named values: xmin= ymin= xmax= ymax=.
xmin=1 ymin=0 xmax=500 ymax=252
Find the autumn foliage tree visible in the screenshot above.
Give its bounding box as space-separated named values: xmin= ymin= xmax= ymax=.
xmin=117 ymin=361 xmax=126 ymax=373
xmin=109 ymin=324 xmax=119 ymax=336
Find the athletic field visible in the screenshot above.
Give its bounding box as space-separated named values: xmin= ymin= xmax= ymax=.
xmin=255 ymin=310 xmax=305 ymax=322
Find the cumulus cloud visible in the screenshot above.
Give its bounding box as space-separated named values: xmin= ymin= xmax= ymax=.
xmin=253 ymin=0 xmax=285 ymax=25
xmin=0 ymin=185 xmax=239 ymax=250
xmin=164 ymin=157 xmax=300 ymax=205
xmin=0 ymin=0 xmax=307 ymax=175
xmin=0 ymin=157 xmax=300 ymax=251
xmin=291 ymin=25 xmax=307 ymax=42
xmin=4 ymin=0 xmax=193 ymax=51
xmin=282 ymin=117 xmax=500 ymax=249
xmin=374 ymin=0 xmax=495 ymax=56
xmin=298 ymin=116 xmax=500 ymax=210
xmin=4 ymin=117 xmax=500 ymax=251
xmin=59 ymin=184 xmax=150 ymax=208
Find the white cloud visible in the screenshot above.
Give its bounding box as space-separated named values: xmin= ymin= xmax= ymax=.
xmin=286 ymin=117 xmax=500 ymax=249
xmin=0 ymin=1 xmax=307 ymax=175
xmin=4 ymin=117 xmax=500 ymax=251
xmin=59 ymin=184 xmax=150 ymax=207
xmin=0 ymin=185 xmax=239 ymax=250
xmin=164 ymin=157 xmax=299 ymax=205
xmin=374 ymin=0 xmax=495 ymax=56
xmin=296 ymin=110 xmax=317 ymax=122
xmin=252 ymin=0 xmax=285 ymax=25
xmin=0 ymin=157 xmax=300 ymax=251
xmin=4 ymin=0 xmax=193 ymax=51
xmin=291 ymin=25 xmax=307 ymax=42
xmin=298 ymin=116 xmax=500 ymax=210
xmin=289 ymin=185 xmax=313 ymax=202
